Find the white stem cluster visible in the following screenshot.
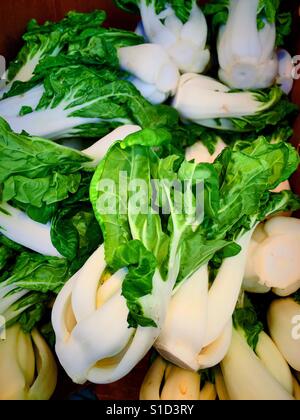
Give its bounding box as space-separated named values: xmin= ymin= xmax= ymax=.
xmin=52 ymin=245 xmax=173 ymax=384
xmin=0 ymin=325 xmax=57 ymax=400
xmin=155 ymin=230 xmax=254 ymax=371
xmin=244 ymin=217 xmax=300 ymax=295
xmin=217 ymin=0 xmax=278 ymax=89
xmin=118 ymin=1 xmax=210 ymax=104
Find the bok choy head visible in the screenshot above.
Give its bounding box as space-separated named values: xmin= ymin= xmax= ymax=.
xmin=203 ymin=0 xmax=292 ymax=89
xmin=173 ymin=74 xmax=297 ymax=132
xmin=115 ymin=0 xmax=210 ymax=73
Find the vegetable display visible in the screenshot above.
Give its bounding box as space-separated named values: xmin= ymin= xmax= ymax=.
xmin=0 ymin=1 xmax=299 ymax=401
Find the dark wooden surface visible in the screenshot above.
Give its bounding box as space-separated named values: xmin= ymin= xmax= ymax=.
xmin=0 ymin=0 xmax=299 ymax=401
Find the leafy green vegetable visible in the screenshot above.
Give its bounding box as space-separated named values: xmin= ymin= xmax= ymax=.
xmin=91 ymin=129 xmax=300 ymax=328
xmin=1 ymin=252 xmax=70 ymax=294
xmin=90 ymin=139 xmax=221 ymax=326
xmin=229 ymin=90 xmax=297 ymax=133
xmin=257 ymin=0 xmax=292 ymax=46
xmin=51 ymin=174 xmax=102 ymax=262
xmin=67 ymin=27 xmax=143 ymax=69
xmin=0 ymin=249 xmax=72 ymax=332
xmin=0 ymin=246 xmax=14 ymax=272
xmin=112 ymin=240 xmax=158 ymax=328
xmin=7 ymin=10 xmax=107 ymax=84
xmin=1 ymin=64 xmax=179 ymax=139
xmin=210 ymin=136 xmax=300 ymax=240
xmin=0 ymin=117 xmax=92 ymax=212
xmin=12 ymin=202 xmax=58 ymax=225
xmin=9 ymin=292 xmax=50 ymax=332
xmin=40 ymin=322 xmax=56 ymax=348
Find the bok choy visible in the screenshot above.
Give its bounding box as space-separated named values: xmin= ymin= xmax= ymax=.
xmin=115 ymin=0 xmax=210 ymax=73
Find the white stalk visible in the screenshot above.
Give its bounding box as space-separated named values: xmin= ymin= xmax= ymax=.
xmin=272 ymin=280 xmax=300 ymax=297
xmin=255 ymin=331 xmax=293 ymax=394
xmin=0 ymin=325 xmax=57 ymax=400
xmin=128 ymin=76 xmax=168 ymax=105
xmin=82 ymin=125 xmax=141 ymax=165
xmin=173 ymin=73 xmax=269 ymax=122
xmin=140 ymin=357 xmax=167 ymax=400
xmin=217 ymin=0 xmax=278 ymax=89
xmin=0 ymin=85 xmax=44 ymax=117
xmin=160 ymin=364 xmax=200 ymax=400
xmin=0 ymin=202 xmax=61 ymax=257
xmin=221 ymin=329 xmax=294 ymax=400
xmin=197 ymin=320 xmax=232 ymax=369
xmin=204 ymin=229 xmax=255 ymax=347
xmin=4 ymin=105 xmax=131 ymax=139
xmin=155 ymin=265 xmax=209 ymax=370
xmin=267 ymin=298 xmax=300 ymax=372
xmin=0 ymin=289 xmax=29 ymax=315
xmin=199 ymin=382 xmax=217 ymax=400
xmin=277 ymin=49 xmax=294 ymax=95
xmin=118 ymin=43 xmax=180 ymax=97
xmin=185 ymin=138 xmax=227 ymax=164
xmin=215 ymin=368 xmax=230 ymax=401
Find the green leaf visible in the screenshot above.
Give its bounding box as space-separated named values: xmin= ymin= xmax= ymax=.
xmin=4 ymin=291 xmax=51 ymax=332
xmin=13 ymin=202 xmax=58 ymax=224
xmin=91 ymin=130 xmax=300 ymax=328
xmin=0 ymin=246 xmax=14 ymax=272
xmin=90 ymin=143 xmax=133 ymax=266
xmin=7 ymin=10 xmax=107 ymax=82
xmin=233 ymin=295 xmax=264 ymax=351
xmin=211 ymin=136 xmax=300 ymax=239
xmin=114 ymin=0 xmax=196 ymax=23
xmin=3 ymin=252 xmax=70 ymax=294
xmin=51 ymin=203 xmax=102 ymax=261
xmin=203 ymin=0 xmax=229 ymax=33
xmin=17 ymin=294 xmax=49 ymax=333
xmin=121 ymin=128 xmax=172 ymax=149
xmin=40 ymin=322 xmax=56 ymax=348
xmin=67 ymin=27 xmax=143 ymax=68
xmin=112 ymin=240 xmax=158 ymax=328
xmin=0 ymin=235 xmax=24 ymax=252
xmin=0 ymin=117 xmax=91 ymax=209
